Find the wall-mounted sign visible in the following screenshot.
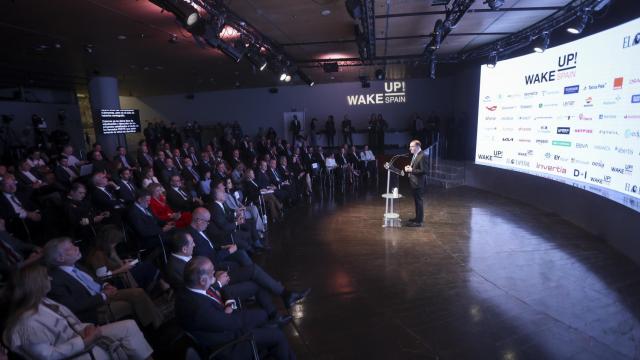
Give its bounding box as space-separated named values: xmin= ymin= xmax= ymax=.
xmin=347 ymin=81 xmax=407 ymax=105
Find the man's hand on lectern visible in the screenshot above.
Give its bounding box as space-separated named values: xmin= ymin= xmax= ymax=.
xmin=404 ymin=165 xmax=412 ymax=173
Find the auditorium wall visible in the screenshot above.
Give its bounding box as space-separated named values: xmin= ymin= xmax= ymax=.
xmin=120 ymin=77 xmax=455 ymax=143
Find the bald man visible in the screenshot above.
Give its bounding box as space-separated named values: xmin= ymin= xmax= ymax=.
xmin=404 ymin=140 xmax=428 ymax=227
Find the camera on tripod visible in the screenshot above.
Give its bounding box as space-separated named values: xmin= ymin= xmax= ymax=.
xmin=32 ymin=114 xmax=48 ymax=129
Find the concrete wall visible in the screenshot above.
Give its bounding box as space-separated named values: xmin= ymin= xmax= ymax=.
xmin=120 ymin=77 xmax=455 ymax=142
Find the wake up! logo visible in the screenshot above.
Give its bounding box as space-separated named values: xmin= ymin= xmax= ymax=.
xmin=525 ymin=52 xmax=577 ymax=85
xmin=347 ymin=81 xmax=406 ymax=105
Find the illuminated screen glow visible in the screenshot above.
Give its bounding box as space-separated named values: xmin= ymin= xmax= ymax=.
xmin=475 ymin=17 xmax=640 ymax=211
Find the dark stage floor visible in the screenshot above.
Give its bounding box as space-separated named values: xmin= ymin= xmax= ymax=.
xmin=258 ymin=185 xmax=640 ymax=359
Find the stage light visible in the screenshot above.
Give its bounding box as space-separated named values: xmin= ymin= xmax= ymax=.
xmin=280 ymin=72 xmax=288 ymax=81
xmin=532 ymin=32 xmax=550 ymax=53
xmin=429 ymin=19 xmax=444 ymax=50
xmin=284 ymin=74 xmax=292 ymax=82
xmin=375 ymin=68 xmax=385 ymax=80
xmin=567 ymin=13 xmax=589 ymax=34
xmin=150 ymin=0 xmax=200 ymax=28
xmin=218 ymin=41 xmax=246 ymax=62
xmin=486 ymin=52 xmax=498 ymax=68
xmin=297 ymin=70 xmax=315 ymax=86
xmin=246 ymin=51 xmax=267 ymax=71
xmin=484 ymin=0 xmax=504 ymax=10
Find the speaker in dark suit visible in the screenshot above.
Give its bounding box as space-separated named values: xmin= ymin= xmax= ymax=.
xmin=404 ymin=140 xmax=428 ymax=226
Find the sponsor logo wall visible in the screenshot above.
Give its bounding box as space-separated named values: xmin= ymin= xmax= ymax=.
xmin=476 ymin=18 xmax=640 ymax=211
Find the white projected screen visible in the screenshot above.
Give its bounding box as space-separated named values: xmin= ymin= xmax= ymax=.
xmin=476 ymin=18 xmax=640 ymax=211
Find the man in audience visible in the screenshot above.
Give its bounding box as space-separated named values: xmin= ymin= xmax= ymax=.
xmin=0 ymin=174 xmax=42 ymax=242
xmin=115 ymin=168 xmax=138 ymax=205
xmin=161 ymin=157 xmax=179 ymax=185
xmin=166 ymin=175 xmax=203 ymax=212
xmin=114 ymin=146 xmax=136 ymax=169
xmin=243 ymin=168 xmax=282 ymax=222
xmin=137 ymin=141 xmax=155 ymax=169
xmin=61 ymin=145 xmax=86 ymax=168
xmin=0 ymin=218 xmax=42 ymax=281
xmin=44 ymin=237 xmax=163 ymax=328
xmin=54 ymin=156 xmax=78 ymax=189
xmin=90 ymin=172 xmax=125 ymax=213
xmin=181 ymin=157 xmax=201 ymax=194
xmin=209 ymin=186 xmax=263 ymax=251
xmin=189 ymin=208 xmax=309 ymax=308
xmin=175 ymin=257 xmax=296 ymax=359
xmin=167 ymin=231 xmax=291 ymax=325
xmin=127 ymin=189 xmax=174 ymax=252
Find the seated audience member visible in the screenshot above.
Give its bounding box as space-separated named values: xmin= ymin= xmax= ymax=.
xmin=171 ymin=149 xmax=184 ymax=171
xmin=230 ymin=162 xmax=245 ymax=188
xmin=90 ymin=150 xmax=110 ymax=174
xmin=114 ymin=146 xmax=136 ymax=170
xmin=291 ymin=153 xmax=312 ymax=196
xmin=188 ymin=208 xmax=309 ymax=309
xmin=212 ymin=162 xmax=228 ymax=183
xmin=181 ymin=157 xmax=201 ymax=194
xmin=0 ymin=174 xmax=42 ymax=242
xmin=148 ymin=183 xmax=191 ymax=228
xmin=26 ymin=148 xmax=50 ymax=175
xmin=127 ymin=190 xmax=175 ymax=252
xmin=325 ymin=153 xmax=337 ymax=171
xmin=197 ymin=170 xmax=213 ymax=199
xmin=166 ymin=175 xmax=203 ymax=213
xmin=209 ymin=187 xmax=263 ymax=251
xmin=198 ymin=152 xmax=214 ymax=177
xmin=359 ymin=144 xmax=377 ymax=177
xmin=0 ymin=218 xmax=42 ymax=281
xmin=3 ymin=264 xmax=154 ymax=360
xmin=222 ymin=178 xmax=266 ymax=238
xmin=61 ymin=145 xmax=86 ymax=168
xmin=63 ymin=183 xmax=110 ymax=243
xmin=166 ymin=231 xmax=290 ymax=325
xmin=90 ymin=172 xmax=125 ymax=213
xmin=160 ymin=158 xmax=179 ymax=185
xmin=268 ymin=159 xmax=295 ymax=200
xmin=243 ymin=168 xmax=282 ymax=222
xmin=336 ymin=147 xmax=356 ymax=184
xmin=255 ymin=160 xmax=288 ymax=204
xmin=347 ymin=145 xmax=361 ymax=173
xmin=54 ymin=156 xmax=78 ymax=189
xmin=44 ymin=237 xmax=163 ymax=328
xmin=313 ymin=146 xmax=327 ymax=170
xmin=141 ymin=167 xmax=160 ymax=189
xmin=14 ymin=158 xmax=46 ymax=197
xmin=115 ymin=168 xmax=138 ymax=205
xmin=175 ymin=257 xmax=296 ymax=359
xmin=137 ymin=142 xmax=155 ymax=169
xmin=86 ymin=226 xmax=170 ymax=294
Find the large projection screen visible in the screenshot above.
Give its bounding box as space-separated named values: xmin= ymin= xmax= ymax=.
xmin=476 ymin=18 xmax=640 ymax=212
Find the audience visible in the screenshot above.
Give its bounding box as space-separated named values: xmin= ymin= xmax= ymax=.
xmin=0 ymin=118 xmax=380 ymax=359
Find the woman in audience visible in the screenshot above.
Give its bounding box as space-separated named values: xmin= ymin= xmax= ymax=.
xmin=223 ymin=178 xmax=265 ymax=237
xmin=147 ymin=183 xmax=191 ymax=228
xmin=141 ymin=167 xmax=160 ymax=189
xmin=86 ymin=227 xmax=170 ymax=294
xmin=2 ymin=264 xmax=154 ymax=360
xmin=291 ymin=153 xmax=312 ymax=196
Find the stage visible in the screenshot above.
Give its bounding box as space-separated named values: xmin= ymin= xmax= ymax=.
xmin=260 ymin=185 xmax=640 ymax=359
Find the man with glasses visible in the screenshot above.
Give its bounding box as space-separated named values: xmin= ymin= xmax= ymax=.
xmin=404 ymin=140 xmax=428 ymax=227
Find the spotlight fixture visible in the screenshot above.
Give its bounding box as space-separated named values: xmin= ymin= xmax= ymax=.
xmin=430 ymin=19 xmax=444 ymax=50
xmin=284 ymin=74 xmax=292 ymax=82
xmin=567 ymin=13 xmax=590 ymax=34
xmin=297 ymin=70 xmax=315 ymax=86
xmin=532 ymin=32 xmax=550 ymax=53
xmin=150 ymin=0 xmax=200 ymax=28
xmin=486 ymin=52 xmax=498 ymax=68
xmin=280 ymin=72 xmax=288 ymax=81
xmin=484 ymin=0 xmax=504 ymax=10
xmin=375 ymin=68 xmax=385 ymax=80
xmin=246 ymin=50 xmax=267 ymax=71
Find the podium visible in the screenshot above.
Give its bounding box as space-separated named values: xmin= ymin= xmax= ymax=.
xmin=382 ymin=157 xmax=407 ymax=228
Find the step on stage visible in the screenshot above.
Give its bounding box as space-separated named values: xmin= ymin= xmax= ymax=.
xmin=262 ymin=185 xmax=640 ymax=359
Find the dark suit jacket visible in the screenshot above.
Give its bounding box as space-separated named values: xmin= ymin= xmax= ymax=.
xmin=408 ymin=151 xmax=428 ymax=189
xmin=54 ymin=165 xmax=76 ymax=189
xmin=127 ymin=204 xmax=164 ymax=249
xmin=187 ymin=225 xmax=230 ymax=266
xmin=113 ymin=154 xmax=137 ymax=169
xmin=209 ymin=202 xmax=236 ymax=244
xmin=255 ymin=170 xmax=271 ymax=190
xmin=15 ymin=170 xmax=41 ymax=193
xmin=137 ymin=152 xmax=154 ymax=169
xmin=47 ymin=266 xmax=106 ymax=323
xmin=115 ymin=179 xmax=137 ymax=204
xmin=91 ymin=186 xmax=123 ymax=212
xmin=0 ymin=192 xmax=37 ymax=239
xmin=0 ymin=230 xmax=36 ymax=279
xmin=242 ymin=180 xmax=260 ymax=206
xmin=175 ymin=289 xmax=244 ymax=347
xmin=166 ymin=186 xmax=195 ymax=213
xmin=165 ymin=254 xmax=187 ymax=289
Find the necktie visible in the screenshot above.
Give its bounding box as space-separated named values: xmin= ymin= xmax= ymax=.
xmin=199 ymin=231 xmax=213 ymax=248
xmin=9 ymin=194 xmax=23 ymax=208
xmin=190 ymin=168 xmax=200 ymax=181
xmin=121 ymin=155 xmax=130 ymax=168
xmin=273 ymin=170 xmax=280 ymax=182
xmin=101 ymin=188 xmax=113 ymax=200
xmin=411 ymin=154 xmax=417 ymax=167
xmin=191 ymin=154 xmax=198 ymax=166
xmin=177 ymin=188 xmax=188 ymax=199
xmin=71 ymin=267 xmax=101 ymax=295
xmin=206 ymin=287 xmax=223 ymax=304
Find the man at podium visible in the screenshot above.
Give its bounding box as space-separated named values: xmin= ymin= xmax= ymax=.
xmin=404 ymin=140 xmax=427 ymax=227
